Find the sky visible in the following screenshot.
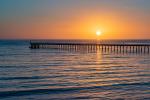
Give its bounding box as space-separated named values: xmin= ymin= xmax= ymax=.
xmin=0 ymin=0 xmax=150 ymax=39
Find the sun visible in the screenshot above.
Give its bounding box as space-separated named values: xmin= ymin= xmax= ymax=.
xmin=96 ymin=30 xmax=102 ymax=36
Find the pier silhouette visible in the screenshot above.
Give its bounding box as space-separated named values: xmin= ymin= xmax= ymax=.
xmin=29 ymin=40 xmax=150 ymax=54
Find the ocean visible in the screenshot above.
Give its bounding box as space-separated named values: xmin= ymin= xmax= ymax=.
xmin=0 ymin=40 xmax=150 ymax=100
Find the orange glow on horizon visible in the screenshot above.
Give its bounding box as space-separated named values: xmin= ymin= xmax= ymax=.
xmin=1 ymin=11 xmax=149 ymax=39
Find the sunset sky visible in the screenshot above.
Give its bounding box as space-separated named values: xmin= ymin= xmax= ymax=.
xmin=0 ymin=0 xmax=150 ymax=39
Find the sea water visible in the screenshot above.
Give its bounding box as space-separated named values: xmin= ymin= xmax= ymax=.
xmin=0 ymin=40 xmax=150 ymax=100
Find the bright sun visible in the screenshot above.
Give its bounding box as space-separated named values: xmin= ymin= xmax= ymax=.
xmin=96 ymin=30 xmax=102 ymax=36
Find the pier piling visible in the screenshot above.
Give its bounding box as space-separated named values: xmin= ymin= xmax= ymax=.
xmin=29 ymin=40 xmax=150 ymax=54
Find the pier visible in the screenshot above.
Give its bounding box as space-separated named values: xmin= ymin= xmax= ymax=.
xmin=29 ymin=40 xmax=150 ymax=54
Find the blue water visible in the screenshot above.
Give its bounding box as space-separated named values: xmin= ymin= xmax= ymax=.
xmin=0 ymin=40 xmax=150 ymax=100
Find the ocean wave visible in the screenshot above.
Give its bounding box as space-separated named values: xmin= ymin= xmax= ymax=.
xmin=0 ymin=75 xmax=63 ymax=80
xmin=0 ymin=82 xmax=149 ymax=99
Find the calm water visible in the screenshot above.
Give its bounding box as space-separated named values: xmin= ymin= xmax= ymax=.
xmin=0 ymin=40 xmax=150 ymax=100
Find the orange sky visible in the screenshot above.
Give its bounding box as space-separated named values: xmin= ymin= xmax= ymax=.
xmin=0 ymin=0 xmax=150 ymax=39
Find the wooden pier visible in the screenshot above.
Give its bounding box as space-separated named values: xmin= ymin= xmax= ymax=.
xmin=29 ymin=40 xmax=150 ymax=54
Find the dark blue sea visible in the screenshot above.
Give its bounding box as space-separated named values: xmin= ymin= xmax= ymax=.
xmin=0 ymin=40 xmax=150 ymax=100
